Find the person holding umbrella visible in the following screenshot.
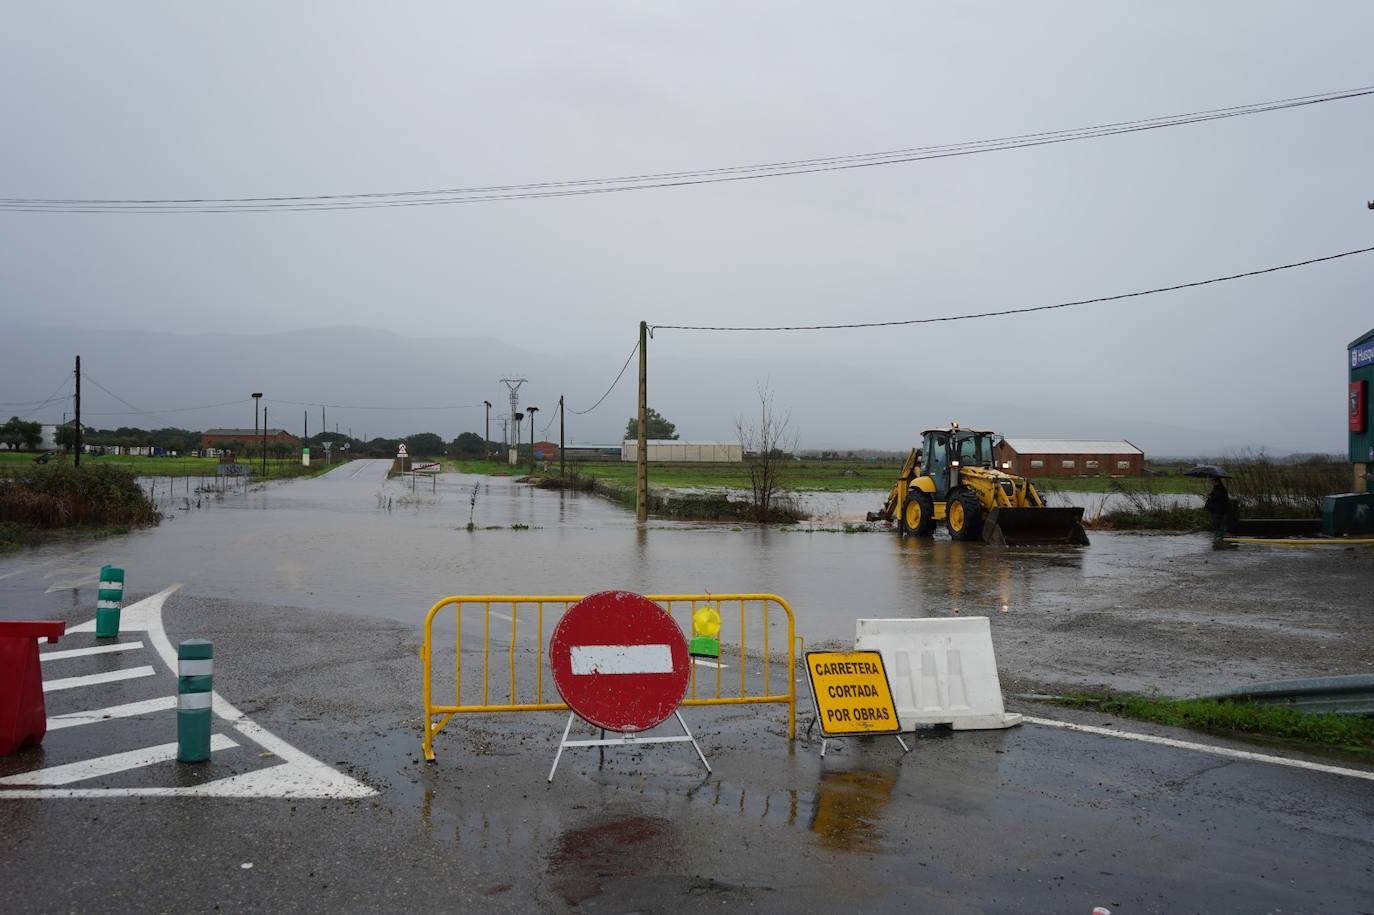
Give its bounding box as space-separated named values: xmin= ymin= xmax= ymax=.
xmin=1181 ymin=464 xmax=1236 ymax=541
xmin=1204 ymin=477 xmax=1231 ymax=546
xmin=1186 ymin=464 xmax=1233 ymax=547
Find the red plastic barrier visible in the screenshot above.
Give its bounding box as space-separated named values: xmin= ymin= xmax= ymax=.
xmin=0 ymin=620 xmax=67 ymax=755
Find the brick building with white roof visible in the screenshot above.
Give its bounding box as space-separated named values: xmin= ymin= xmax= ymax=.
xmin=993 ymin=438 xmax=1143 ymax=478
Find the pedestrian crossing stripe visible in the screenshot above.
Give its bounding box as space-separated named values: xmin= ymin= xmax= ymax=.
xmin=0 ymin=584 xmax=376 ymax=801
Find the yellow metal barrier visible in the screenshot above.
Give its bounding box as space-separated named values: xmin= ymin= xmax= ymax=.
xmin=422 ymin=593 xmax=798 ymax=761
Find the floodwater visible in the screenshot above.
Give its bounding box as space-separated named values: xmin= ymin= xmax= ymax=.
xmin=0 ymin=459 xmax=1205 ymax=645
xmin=777 ymin=487 xmax=1201 ymax=522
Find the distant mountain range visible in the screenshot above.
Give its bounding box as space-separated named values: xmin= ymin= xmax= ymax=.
xmin=0 ymin=322 xmax=1305 ymax=456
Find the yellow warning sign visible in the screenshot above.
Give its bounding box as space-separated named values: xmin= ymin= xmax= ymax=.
xmin=805 ymin=650 xmax=901 ymax=737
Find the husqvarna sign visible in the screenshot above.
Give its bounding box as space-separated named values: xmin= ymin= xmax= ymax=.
xmin=1352 ymin=342 xmax=1374 ymax=370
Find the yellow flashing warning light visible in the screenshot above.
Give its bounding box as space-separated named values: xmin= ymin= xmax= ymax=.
xmin=690 ymin=606 xmax=721 ymax=658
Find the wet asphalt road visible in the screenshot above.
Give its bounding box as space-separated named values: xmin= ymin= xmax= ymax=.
xmin=1 ymin=461 xmax=1372 ymax=912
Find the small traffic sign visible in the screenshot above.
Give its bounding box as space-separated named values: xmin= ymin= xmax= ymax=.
xmin=805 ymin=650 xmax=901 ymax=738
xmin=397 ymin=443 xmax=408 ymax=456
xmin=549 ymin=591 xmax=691 ymax=733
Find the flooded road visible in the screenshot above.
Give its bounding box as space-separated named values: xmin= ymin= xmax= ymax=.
xmin=4 ymin=461 xmax=1372 ymax=914
xmin=2 ymin=459 xmax=1368 ymax=696
xmin=3 ymin=460 xmax=1182 ymax=642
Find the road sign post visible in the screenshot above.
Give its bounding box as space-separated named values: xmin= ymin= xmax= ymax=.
xmin=547 ymin=590 xmax=709 ymax=781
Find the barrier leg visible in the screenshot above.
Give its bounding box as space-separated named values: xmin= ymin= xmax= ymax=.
xmin=548 ymin=712 xmax=576 ymax=782
xmin=177 ymin=639 xmax=213 ymax=763
xmin=675 ymin=711 xmax=711 ymax=774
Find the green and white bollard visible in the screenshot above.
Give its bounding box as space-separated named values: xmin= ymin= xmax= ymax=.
xmin=177 ymin=639 xmax=213 ymax=763
xmin=94 ymin=565 xmax=125 ymax=639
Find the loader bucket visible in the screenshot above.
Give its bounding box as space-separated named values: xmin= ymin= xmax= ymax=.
xmin=983 ymin=506 xmax=1089 ymax=546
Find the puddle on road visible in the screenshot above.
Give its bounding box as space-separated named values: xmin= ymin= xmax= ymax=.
xmin=546 ymin=814 xmax=684 ymax=905
xmin=0 ymin=461 xmax=1205 ymax=644
xmin=809 ymin=768 xmax=898 ymax=852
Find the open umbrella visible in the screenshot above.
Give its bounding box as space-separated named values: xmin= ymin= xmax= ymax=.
xmin=1183 ymin=464 xmax=1231 ymax=479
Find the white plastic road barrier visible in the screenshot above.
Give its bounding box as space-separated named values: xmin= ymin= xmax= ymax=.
xmin=855 ymin=617 xmax=1021 ymax=731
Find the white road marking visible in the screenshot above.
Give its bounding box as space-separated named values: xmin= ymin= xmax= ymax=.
xmin=47 ymin=696 xmax=178 ymax=730
xmin=43 ymin=666 xmax=156 ymax=692
xmin=40 ymin=641 xmax=144 ymax=662
xmin=5 ymin=584 xmax=377 ymax=800
xmin=0 ymin=735 xmax=238 ymax=786
xmin=136 ymin=584 xmax=377 ymax=799
xmin=693 ymin=658 xmax=729 ymax=670
xmin=0 ymin=764 xmax=364 ymax=799
xmin=571 ymin=644 xmax=674 ymax=675
xmin=1024 ymin=715 xmax=1374 ymax=783
xmin=45 ymin=577 xmax=100 ymax=593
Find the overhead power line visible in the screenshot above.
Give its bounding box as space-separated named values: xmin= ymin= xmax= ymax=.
xmin=3 ymin=85 xmax=1371 ymax=213
xmin=651 ymin=244 xmax=1374 ymax=332
xmin=265 ymin=398 xmax=482 ymax=412
xmin=566 ymin=340 xmax=639 ymax=416
xmin=81 ymin=397 xmax=251 ymax=417
xmin=0 ymin=372 xmax=71 ymax=411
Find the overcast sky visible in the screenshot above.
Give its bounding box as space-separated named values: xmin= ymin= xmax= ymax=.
xmin=2 ymin=2 xmax=1371 ymax=452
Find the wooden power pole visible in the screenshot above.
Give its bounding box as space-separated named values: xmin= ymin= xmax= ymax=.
xmin=636 ymin=321 xmax=648 ymax=522
xmin=73 ymin=355 xmax=81 ymax=467
xmin=559 ymin=394 xmax=565 ymax=481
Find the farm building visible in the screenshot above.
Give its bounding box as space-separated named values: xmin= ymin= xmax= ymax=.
xmin=531 ymin=441 xmax=560 ymax=460
xmin=621 ymin=440 xmax=743 ymax=463
xmin=994 ymin=439 xmax=1143 ymax=477
xmin=562 ymin=444 xmax=624 ymax=462
xmin=201 ymin=428 xmax=301 ymax=448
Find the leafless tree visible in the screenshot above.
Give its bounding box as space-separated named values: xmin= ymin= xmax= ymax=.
xmin=735 ymin=383 xmax=799 ymax=522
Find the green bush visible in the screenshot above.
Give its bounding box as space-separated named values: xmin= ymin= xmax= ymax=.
xmin=0 ymin=464 xmax=160 ymax=529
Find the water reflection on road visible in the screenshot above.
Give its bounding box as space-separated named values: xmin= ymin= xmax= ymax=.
xmin=0 ymin=460 xmax=1200 ymax=644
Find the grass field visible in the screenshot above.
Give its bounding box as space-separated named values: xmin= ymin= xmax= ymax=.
xmin=0 ymin=451 xmax=347 ymax=480
xmin=1045 ymin=691 xmax=1374 ymax=756
xmin=440 ymin=456 xmax=1203 ymax=495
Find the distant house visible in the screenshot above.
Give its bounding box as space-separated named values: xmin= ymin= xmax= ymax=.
xmin=620 ymin=440 xmax=744 ymax=463
xmin=201 ymin=428 xmax=301 ymax=448
xmin=561 ymin=444 xmax=624 ymax=462
xmin=532 ymin=440 xmax=560 ymax=460
xmin=994 ymin=439 xmax=1143 ymax=477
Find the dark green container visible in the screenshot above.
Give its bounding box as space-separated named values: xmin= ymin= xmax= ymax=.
xmin=1321 ymin=493 xmax=1374 ymax=536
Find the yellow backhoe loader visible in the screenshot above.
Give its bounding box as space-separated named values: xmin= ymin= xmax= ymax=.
xmin=867 ymin=424 xmax=1089 ymax=545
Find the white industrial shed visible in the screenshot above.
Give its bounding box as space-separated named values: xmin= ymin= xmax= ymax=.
xmin=620 ymin=440 xmax=743 ymax=463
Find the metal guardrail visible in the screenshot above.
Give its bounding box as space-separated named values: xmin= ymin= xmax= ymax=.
xmin=1203 ymin=674 xmax=1374 ymax=716
xmin=422 ymin=593 xmax=797 ymax=761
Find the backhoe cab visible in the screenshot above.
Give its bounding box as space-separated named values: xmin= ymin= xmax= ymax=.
xmin=867 ymin=424 xmax=1089 ymax=546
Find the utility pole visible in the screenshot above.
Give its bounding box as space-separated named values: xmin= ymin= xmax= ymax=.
xmin=304 ymin=410 xmax=308 ymax=465
xmin=484 ymin=400 xmax=492 ymax=462
xmin=499 ymin=376 xmax=527 ymax=453
xmin=73 ymin=355 xmax=81 ymax=467
xmin=252 ymin=392 xmax=262 ymax=464
xmin=262 ymin=408 xmax=268 ymax=477
xmin=559 ymin=395 xmax=565 ymax=481
xmin=526 ymin=407 xmax=539 ymax=474
xmin=636 ymin=320 xmax=648 ymax=522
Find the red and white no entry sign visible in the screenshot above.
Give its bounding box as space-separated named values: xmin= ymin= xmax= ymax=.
xmin=549 ymin=590 xmax=691 ymax=733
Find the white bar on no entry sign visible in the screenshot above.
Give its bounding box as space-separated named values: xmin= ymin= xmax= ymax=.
xmin=571 ymin=644 xmax=673 ymax=675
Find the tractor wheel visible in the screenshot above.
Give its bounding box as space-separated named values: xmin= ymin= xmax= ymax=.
xmin=946 ymin=489 xmax=985 ymax=541
xmin=900 ymin=491 xmax=936 ymax=537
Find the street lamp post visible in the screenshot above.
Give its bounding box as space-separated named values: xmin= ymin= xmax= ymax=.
xmin=483 ymin=400 xmax=492 ymax=461
xmin=252 ymin=393 xmax=262 ymax=465
xmin=526 ymin=407 xmax=539 ymax=474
